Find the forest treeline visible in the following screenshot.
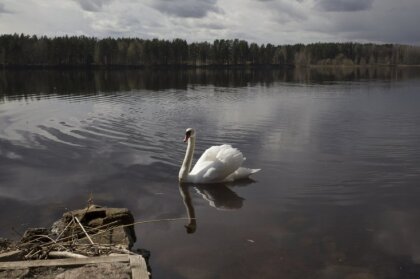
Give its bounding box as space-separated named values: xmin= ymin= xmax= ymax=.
xmin=1 ymin=34 xmax=420 ymax=68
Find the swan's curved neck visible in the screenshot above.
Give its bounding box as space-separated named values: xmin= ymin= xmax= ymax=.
xmin=179 ymin=136 xmax=195 ymax=181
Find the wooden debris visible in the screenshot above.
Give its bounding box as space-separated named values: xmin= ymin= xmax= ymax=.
xmin=74 ymin=217 xmax=95 ymax=245
xmin=48 ymin=251 xmax=88 ymax=259
xmin=0 ymin=204 xmax=151 ymax=278
xmin=0 ymin=250 xmax=25 ymax=262
xmin=0 ymin=205 xmax=140 ymax=262
xmin=0 ymin=255 xmax=149 ymax=279
xmin=129 ymin=255 xmax=150 ymax=279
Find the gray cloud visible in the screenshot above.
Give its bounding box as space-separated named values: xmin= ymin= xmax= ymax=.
xmin=151 ymin=0 xmax=222 ymax=18
xmin=315 ymin=0 xmax=374 ymax=12
xmin=0 ymin=3 xmax=12 ymax=14
xmin=312 ymin=0 xmax=420 ymax=44
xmin=73 ymin=0 xmax=113 ymax=12
xmin=257 ymin=0 xmax=307 ymax=23
xmin=196 ymin=22 xmax=225 ymax=30
xmin=0 ymin=0 xmax=420 ymax=45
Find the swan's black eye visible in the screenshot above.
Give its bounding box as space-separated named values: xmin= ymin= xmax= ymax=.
xmin=186 ymin=130 xmax=192 ymax=137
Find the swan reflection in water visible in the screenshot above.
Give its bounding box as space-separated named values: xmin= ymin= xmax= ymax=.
xmin=178 ymin=180 xmax=253 ymax=234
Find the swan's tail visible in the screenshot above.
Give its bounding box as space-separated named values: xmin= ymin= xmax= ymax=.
xmin=225 ymin=167 xmax=261 ymax=182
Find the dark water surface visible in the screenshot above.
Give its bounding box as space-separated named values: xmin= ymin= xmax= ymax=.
xmin=1 ymin=68 xmax=420 ymax=278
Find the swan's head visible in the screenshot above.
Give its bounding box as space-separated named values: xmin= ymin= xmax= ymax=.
xmin=183 ymin=128 xmax=196 ymax=142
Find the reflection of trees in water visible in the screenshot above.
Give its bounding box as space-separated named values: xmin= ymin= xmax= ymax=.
xmin=178 ymin=181 xmax=250 ymax=234
xmin=2 ymin=67 xmax=420 ymax=100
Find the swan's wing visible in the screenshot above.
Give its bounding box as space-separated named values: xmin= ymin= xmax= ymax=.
xmin=190 ymin=145 xmax=245 ymax=182
xmin=194 ymin=145 xmax=225 ymax=168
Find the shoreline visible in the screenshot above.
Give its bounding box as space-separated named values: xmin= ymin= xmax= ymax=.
xmin=1 ymin=64 xmax=420 ymax=70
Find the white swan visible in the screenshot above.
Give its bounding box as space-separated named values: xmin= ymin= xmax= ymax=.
xmin=179 ymin=128 xmax=261 ymax=183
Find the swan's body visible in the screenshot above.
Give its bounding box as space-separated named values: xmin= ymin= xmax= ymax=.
xmin=179 ymin=128 xmax=260 ymax=184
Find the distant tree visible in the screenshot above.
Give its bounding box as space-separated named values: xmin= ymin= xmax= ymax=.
xmin=249 ymin=43 xmax=259 ymax=64
xmin=1 ymin=34 xmax=420 ymax=67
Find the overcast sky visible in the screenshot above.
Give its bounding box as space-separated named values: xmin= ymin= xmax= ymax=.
xmin=0 ymin=0 xmax=419 ymax=45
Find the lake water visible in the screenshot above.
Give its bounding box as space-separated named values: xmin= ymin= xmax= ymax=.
xmin=1 ymin=68 xmax=420 ymax=278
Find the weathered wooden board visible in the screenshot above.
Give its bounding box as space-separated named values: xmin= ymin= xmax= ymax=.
xmin=0 ymin=255 xmax=130 ymax=269
xmin=0 ymin=254 xmax=149 ymax=278
xmin=129 ymin=255 xmax=149 ymax=279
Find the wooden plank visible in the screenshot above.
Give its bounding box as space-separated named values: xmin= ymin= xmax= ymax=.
xmin=129 ymin=255 xmax=149 ymax=279
xmin=0 ymin=250 xmax=25 ymax=262
xmin=0 ymin=255 xmax=130 ymax=269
